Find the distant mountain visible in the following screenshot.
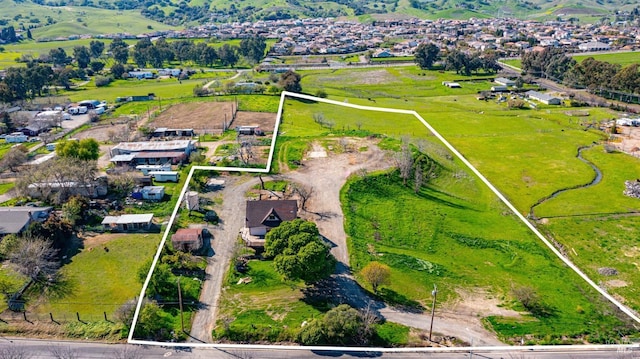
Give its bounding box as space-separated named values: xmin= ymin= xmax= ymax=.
xmin=0 ymin=0 xmax=637 ymax=39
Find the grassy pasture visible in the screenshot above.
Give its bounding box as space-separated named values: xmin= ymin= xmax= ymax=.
xmin=34 ymin=233 xmax=160 ymax=319
xmin=572 ymin=51 xmax=640 ymax=67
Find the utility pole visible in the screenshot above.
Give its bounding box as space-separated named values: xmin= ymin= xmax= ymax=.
xmin=177 ymin=276 xmax=184 ymax=333
xmin=429 ymin=283 xmax=438 ymax=341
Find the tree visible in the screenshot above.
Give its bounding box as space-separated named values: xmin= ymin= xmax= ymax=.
xmin=49 ymin=48 xmax=70 ymax=67
xmin=8 ymin=237 xmax=59 ymax=288
xmin=26 ymin=28 xmax=32 ymax=40
xmin=55 ymin=138 xmax=100 ymax=161
xmin=239 ymin=36 xmax=267 ymax=63
xmin=111 ymin=63 xmax=125 ymax=79
xmin=0 ymin=345 xmax=33 ymax=359
xmin=414 ymin=42 xmax=440 ymax=70
xmin=133 ymin=38 xmax=153 ymax=68
xmin=135 ymin=300 xmax=172 ymax=341
xmin=109 ymin=38 xmax=129 ymax=64
xmin=90 ymin=61 xmax=105 ymax=73
xmin=61 ymin=195 xmax=89 ymax=226
xmin=264 ymin=219 xmax=335 ymax=283
xmin=279 ymin=70 xmax=302 ymax=93
xmin=137 ymin=260 xmax=174 ymax=299
xmin=218 ymin=44 xmax=239 ymax=67
xmin=73 ymin=46 xmax=91 ymax=69
xmin=298 ymin=304 xmax=365 ymax=345
xmin=360 ymin=262 xmax=391 ymax=293
xmin=89 ymin=40 xmax=105 ymax=59
xmin=0 ymin=144 xmax=28 ymax=172
xmin=395 ymin=139 xmax=413 ymax=186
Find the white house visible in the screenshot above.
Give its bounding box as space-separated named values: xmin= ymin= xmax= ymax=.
xmin=494 ymin=77 xmax=516 ymax=87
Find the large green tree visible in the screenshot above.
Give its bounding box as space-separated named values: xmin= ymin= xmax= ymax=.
xmin=109 ymin=38 xmax=129 ymax=64
xmin=73 ymin=46 xmax=91 ymax=69
xmin=414 ymin=42 xmax=440 ymax=70
xmin=264 ymin=219 xmax=335 ymax=283
xmin=279 ymin=70 xmax=302 ymax=93
xmin=89 ymin=40 xmax=105 ymax=59
xmin=55 ymin=138 xmax=100 ymax=161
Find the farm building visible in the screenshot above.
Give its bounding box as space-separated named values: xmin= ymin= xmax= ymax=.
xmin=491 ymin=85 xmax=508 ymax=92
xmin=5 ymin=132 xmax=27 ymax=143
xmin=442 ymin=81 xmax=461 ymax=88
xmin=158 ymin=69 xmax=182 ymax=77
xmin=152 ymin=128 xmax=195 ymax=138
xmin=0 ymin=206 xmax=52 ymax=237
xmin=494 ymin=77 xmax=515 ymax=87
xmin=236 ymin=126 xmax=264 ymax=136
xmin=150 ymin=171 xmax=179 ymax=182
xmin=101 ymin=213 xmax=154 ymax=231
xmin=110 ymin=140 xmax=196 ymax=165
xmin=526 ymin=90 xmax=562 ymax=105
xmin=171 ymin=228 xmax=204 ymax=252
xmin=136 ymin=164 xmax=172 ymax=175
xmin=128 ymin=71 xmax=154 ymax=80
xmin=242 ymin=200 xmax=298 ymax=248
xmin=27 ymin=178 xmax=108 ymax=199
xmin=131 ymin=186 xmax=165 ymax=201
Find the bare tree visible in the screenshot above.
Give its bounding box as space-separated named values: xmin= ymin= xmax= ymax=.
xmin=0 ymin=145 xmax=28 ymax=172
xmin=395 ymin=140 xmax=413 ymax=186
xmin=0 ymin=345 xmax=33 ymax=359
xmin=49 ymin=345 xmax=78 ymax=359
xmin=291 ymin=182 xmax=313 ymax=211
xmin=312 ymin=112 xmax=325 ymax=126
xmin=355 ymin=120 xmax=363 ymax=130
xmin=414 ymin=166 xmax=423 ymax=193
xmin=236 ymin=136 xmax=256 ymax=165
xmin=357 ymin=303 xmax=379 ymax=344
xmin=8 ymin=237 xmax=60 ymax=292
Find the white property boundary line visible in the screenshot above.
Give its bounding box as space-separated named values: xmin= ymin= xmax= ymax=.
xmin=128 ymin=91 xmax=640 ymax=352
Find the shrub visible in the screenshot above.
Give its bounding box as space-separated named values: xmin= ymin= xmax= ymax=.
xmin=94 ymin=75 xmax=112 ymax=87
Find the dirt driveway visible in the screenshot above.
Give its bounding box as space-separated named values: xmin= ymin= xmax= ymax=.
xmin=284 ymin=138 xmax=510 ymax=346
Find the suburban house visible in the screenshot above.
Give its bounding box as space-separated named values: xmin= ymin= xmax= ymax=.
xmin=109 ymin=140 xmax=197 ymax=166
xmin=101 ymin=213 xmax=154 ymax=231
xmin=131 ymin=185 xmax=165 ymax=201
xmin=0 ymin=206 xmax=52 ymax=237
xmin=242 ymin=200 xmax=298 ymax=248
xmin=171 ymin=228 xmax=204 ymax=252
xmin=526 ymin=90 xmax=562 ymax=105
xmin=494 ymin=77 xmax=516 ymax=87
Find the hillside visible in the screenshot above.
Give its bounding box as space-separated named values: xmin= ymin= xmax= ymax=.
xmin=0 ymin=0 xmax=637 ymax=38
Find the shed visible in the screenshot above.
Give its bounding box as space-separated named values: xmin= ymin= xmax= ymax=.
xmin=171 ymin=228 xmax=204 ymax=252
xmin=150 ymin=171 xmax=179 ymax=182
xmin=136 ymin=164 xmax=172 ymax=175
xmin=526 ymin=90 xmax=562 ymax=105
xmin=491 ymin=85 xmax=508 ymax=92
xmin=494 ymin=77 xmax=515 ymax=87
xmin=140 ymin=186 xmax=165 ymax=201
xmin=101 ymin=213 xmax=154 ymax=231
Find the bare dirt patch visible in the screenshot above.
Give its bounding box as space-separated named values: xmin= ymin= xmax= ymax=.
xmin=150 ymin=102 xmax=235 ymax=130
xmin=74 ymin=123 xmax=129 ymax=142
xmin=605 ymin=280 xmax=628 ymax=288
xmin=232 ymin=111 xmax=277 ymax=131
xmin=446 ymin=289 xmax=521 ymax=319
xmin=79 ymin=232 xmax=130 ymax=251
xmin=613 ymin=126 xmax=640 ymax=158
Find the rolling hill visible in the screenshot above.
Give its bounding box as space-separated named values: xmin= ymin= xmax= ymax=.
xmin=0 ymin=0 xmax=637 ymax=40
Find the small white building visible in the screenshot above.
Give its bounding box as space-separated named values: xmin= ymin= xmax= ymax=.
xmin=491 ymin=85 xmax=508 ymax=92
xmin=46 ymin=143 xmax=58 ymax=151
xmin=578 ymin=41 xmax=610 ymax=52
xmin=101 ymin=213 xmax=154 ymax=231
xmin=494 ymin=77 xmax=515 ymax=87
xmin=526 ymin=90 xmax=562 ymax=105
xmin=442 ymin=81 xmax=461 ymax=88
xmin=5 ymin=132 xmax=28 ymax=143
xmin=150 ymin=171 xmax=179 ymax=182
xmin=141 ymin=186 xmax=165 ymax=201
xmin=136 ymin=164 xmax=172 ymax=175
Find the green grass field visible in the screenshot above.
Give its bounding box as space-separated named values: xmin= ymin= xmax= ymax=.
xmin=572 ymin=51 xmax=640 ymax=67
xmin=34 ymin=233 xmax=161 ymax=319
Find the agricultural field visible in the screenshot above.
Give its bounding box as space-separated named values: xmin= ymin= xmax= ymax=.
xmin=572 ymin=51 xmax=640 ymax=67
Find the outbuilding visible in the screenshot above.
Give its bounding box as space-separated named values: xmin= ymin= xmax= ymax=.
xmin=494 ymin=77 xmax=515 ymax=87
xmin=526 ymin=90 xmax=562 ymax=105
xmin=171 ymin=228 xmax=204 ymax=252
xmin=150 ymin=171 xmax=179 ymax=182
xmin=101 ymin=213 xmax=154 ymax=231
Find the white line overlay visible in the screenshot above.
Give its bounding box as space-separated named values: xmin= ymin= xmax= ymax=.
xmin=128 ymin=91 xmax=640 ymax=353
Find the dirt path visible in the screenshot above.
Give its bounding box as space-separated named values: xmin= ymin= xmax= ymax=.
xmin=285 ymin=139 xmax=507 ymax=346
xmin=203 ymin=70 xmax=245 ymax=89
xmin=188 ymin=176 xmax=259 ymax=343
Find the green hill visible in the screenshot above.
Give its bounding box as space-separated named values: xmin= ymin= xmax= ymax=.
xmin=0 ymin=0 xmax=636 ymax=40
xmin=0 ymin=0 xmax=179 ymax=40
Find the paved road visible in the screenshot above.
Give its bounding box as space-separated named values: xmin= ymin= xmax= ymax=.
xmin=2 ymin=338 xmax=639 ymax=358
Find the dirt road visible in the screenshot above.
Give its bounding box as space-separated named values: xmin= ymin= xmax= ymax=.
xmin=188 ymin=176 xmax=258 ymax=343
xmin=285 ymin=139 xmax=507 ymax=346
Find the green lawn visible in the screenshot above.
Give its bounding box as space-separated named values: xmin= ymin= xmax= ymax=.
xmin=33 ymin=233 xmax=161 ymax=319
xmin=572 ymin=51 xmax=640 ymax=67
xmin=0 ymin=182 xmax=15 ymax=195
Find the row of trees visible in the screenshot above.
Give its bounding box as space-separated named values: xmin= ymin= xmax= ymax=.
xmin=414 ymin=42 xmax=501 ymax=75
xmin=0 ymin=62 xmax=89 ymax=102
xmin=522 ymin=47 xmax=640 ymax=95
